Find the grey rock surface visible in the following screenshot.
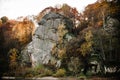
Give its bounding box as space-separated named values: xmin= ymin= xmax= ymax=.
xmin=21 ymin=12 xmax=74 ymax=67
xmin=104 ymin=16 xmax=120 ymax=34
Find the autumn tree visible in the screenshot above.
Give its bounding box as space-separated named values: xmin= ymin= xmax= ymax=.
xmin=80 ymin=30 xmax=94 ymax=56
xmin=61 ymin=4 xmax=72 ymax=18
xmin=8 ymin=48 xmax=19 ymax=74
xmin=1 ymin=16 xmax=8 ymax=23
xmin=83 ymin=0 xmax=120 ymax=28
xmin=51 ymin=24 xmax=68 ymax=59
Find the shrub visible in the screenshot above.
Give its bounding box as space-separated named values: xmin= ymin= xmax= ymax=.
xmin=78 ymin=72 xmax=87 ymax=79
xmin=53 ymin=69 xmax=66 ymax=77
xmin=33 ymin=64 xmax=46 ymax=74
xmin=40 ymin=69 xmax=53 ymax=77
xmin=25 ymin=64 xmax=53 ymax=77
xmin=24 ymin=68 xmax=35 ymax=77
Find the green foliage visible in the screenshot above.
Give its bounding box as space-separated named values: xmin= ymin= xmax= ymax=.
xmin=40 ymin=69 xmax=53 ymax=77
xmin=53 ymin=69 xmax=66 ymax=77
xmin=68 ymin=57 xmax=82 ymax=76
xmin=32 ymin=64 xmax=47 ymax=76
xmin=25 ymin=64 xmax=53 ymax=77
xmin=1 ymin=16 xmax=8 ymax=23
xmin=79 ymin=73 xmax=87 ymax=79
xmin=81 ymin=30 xmax=93 ymax=56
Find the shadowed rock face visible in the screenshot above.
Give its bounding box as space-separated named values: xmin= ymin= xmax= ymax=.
xmin=104 ymin=16 xmax=120 ymax=34
xmin=21 ymin=12 xmax=74 ymax=67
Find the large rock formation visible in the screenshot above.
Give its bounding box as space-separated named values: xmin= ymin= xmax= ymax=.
xmin=21 ymin=12 xmax=74 ymax=67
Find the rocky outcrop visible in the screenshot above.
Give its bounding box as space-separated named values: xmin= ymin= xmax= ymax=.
xmin=104 ymin=16 xmax=120 ymax=34
xmin=21 ymin=12 xmax=74 ymax=67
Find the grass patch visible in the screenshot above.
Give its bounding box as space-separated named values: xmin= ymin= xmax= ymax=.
xmin=53 ymin=69 xmax=66 ymax=77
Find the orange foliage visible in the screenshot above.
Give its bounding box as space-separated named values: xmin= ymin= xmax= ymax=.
xmin=0 ymin=19 xmax=35 ymax=49
xmin=12 ymin=19 xmax=35 ymax=44
xmin=37 ymin=4 xmax=80 ymax=22
xmin=83 ymin=1 xmax=120 ymax=27
xmin=96 ymin=21 xmax=103 ymax=27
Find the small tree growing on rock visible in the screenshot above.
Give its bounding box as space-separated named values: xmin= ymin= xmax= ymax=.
xmin=8 ymin=48 xmax=19 ymax=75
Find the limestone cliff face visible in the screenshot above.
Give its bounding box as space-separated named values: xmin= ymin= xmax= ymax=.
xmin=21 ymin=12 xmax=74 ymax=67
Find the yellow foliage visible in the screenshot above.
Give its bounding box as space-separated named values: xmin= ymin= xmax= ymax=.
xmin=51 ymin=44 xmax=57 ymax=55
xmin=51 ymin=23 xmax=68 ymax=59
xmin=81 ymin=30 xmax=93 ymax=56
xmin=81 ymin=42 xmax=92 ymax=56
xmin=8 ymin=48 xmax=19 ymax=70
xmin=58 ymin=48 xmax=66 ymax=59
xmin=85 ymin=30 xmax=93 ymax=41
xmin=58 ymin=24 xmax=68 ymax=41
xmin=53 ymin=69 xmax=66 ymax=77
xmin=12 ymin=20 xmax=35 ymax=45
